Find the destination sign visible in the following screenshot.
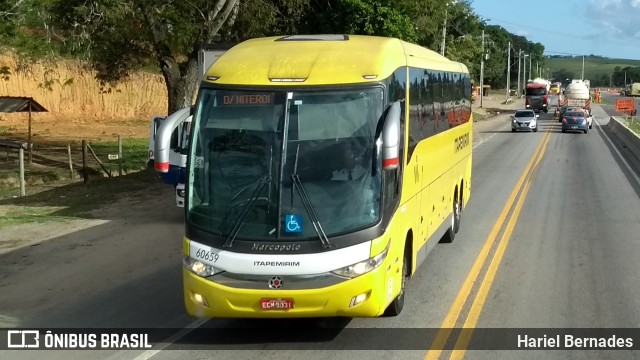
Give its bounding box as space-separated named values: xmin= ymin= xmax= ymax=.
xmin=221 ymin=94 xmax=273 ymax=106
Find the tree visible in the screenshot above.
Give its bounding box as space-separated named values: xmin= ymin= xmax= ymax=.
xmin=441 ymin=1 xmax=484 ymax=80
xmin=218 ymin=0 xmax=309 ymax=43
xmin=0 ymin=0 xmax=61 ymax=59
xmin=396 ymin=0 xmax=447 ymax=49
xmin=612 ymin=66 xmax=640 ymax=86
xmin=0 ymin=0 xmax=21 ymax=43
xmin=6 ymin=0 xmax=551 ymax=110
xmin=481 ymin=25 xmax=510 ymax=87
xmin=48 ymin=0 xmax=240 ymax=114
xmin=552 ymin=68 xmax=575 ymax=82
xmin=296 ymin=0 xmax=416 ymax=41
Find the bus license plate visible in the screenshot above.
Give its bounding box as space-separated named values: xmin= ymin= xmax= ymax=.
xmin=259 ymin=298 xmax=294 ymax=310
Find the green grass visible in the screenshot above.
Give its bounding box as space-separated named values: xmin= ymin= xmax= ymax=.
xmin=0 ymin=134 xmax=152 ymax=229
xmin=472 ymin=111 xmax=487 ymax=122
xmin=0 ymin=138 xmax=149 ymax=196
xmin=0 ymin=208 xmax=71 ymax=228
xmin=629 ymin=120 xmax=640 ymax=135
xmin=87 ymin=138 xmax=149 ymax=175
xmin=0 ymin=169 xmax=162 ymax=228
xmin=547 ymin=57 xmax=640 ymax=83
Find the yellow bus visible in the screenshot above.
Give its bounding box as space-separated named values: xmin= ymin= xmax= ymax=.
xmin=154 ymin=34 xmax=473 ymax=318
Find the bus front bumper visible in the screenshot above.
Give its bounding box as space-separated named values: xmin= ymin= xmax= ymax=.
xmin=183 ymin=264 xmax=393 ymax=318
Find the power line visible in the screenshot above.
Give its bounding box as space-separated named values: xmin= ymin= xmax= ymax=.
xmin=544 ymin=50 xmax=586 ymax=56
xmin=478 ymin=15 xmax=639 ymax=50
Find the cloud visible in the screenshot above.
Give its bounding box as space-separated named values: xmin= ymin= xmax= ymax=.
xmin=586 ymin=0 xmax=640 ymax=38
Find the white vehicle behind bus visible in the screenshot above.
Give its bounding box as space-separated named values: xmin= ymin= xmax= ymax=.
xmin=147 ymin=44 xmax=231 ymax=207
xmin=147 ymin=108 xmax=191 ymax=207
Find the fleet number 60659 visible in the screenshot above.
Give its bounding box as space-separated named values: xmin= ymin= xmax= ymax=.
xmin=194 ymin=249 xmax=219 ymax=263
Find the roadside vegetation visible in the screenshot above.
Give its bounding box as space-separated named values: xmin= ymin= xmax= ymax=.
xmin=88 ymin=138 xmax=149 ymax=175
xmin=548 ymin=56 xmax=640 ymax=87
xmin=0 ymin=169 xmax=161 ymax=229
xmin=2 ymin=0 xmax=549 ymax=115
xmin=0 ymin=138 xmax=148 ymax=196
xmin=628 ymin=120 xmax=640 ymax=136
xmin=0 ymin=137 xmax=150 ymax=227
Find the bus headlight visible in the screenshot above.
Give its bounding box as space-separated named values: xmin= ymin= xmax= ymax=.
xmin=331 ymin=241 xmax=389 ymax=278
xmin=183 ymin=257 xmax=223 ymax=277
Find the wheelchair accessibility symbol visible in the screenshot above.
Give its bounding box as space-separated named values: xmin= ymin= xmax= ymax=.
xmin=285 ymin=215 xmax=302 ymax=233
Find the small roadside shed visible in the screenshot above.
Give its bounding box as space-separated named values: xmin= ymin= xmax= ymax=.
xmin=0 ymin=96 xmax=48 ymax=163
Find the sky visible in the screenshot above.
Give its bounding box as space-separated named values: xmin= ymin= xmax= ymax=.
xmin=470 ymin=0 xmax=640 ymax=60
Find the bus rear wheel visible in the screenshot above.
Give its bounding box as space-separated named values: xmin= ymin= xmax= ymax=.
xmin=383 ymin=252 xmax=407 ymax=316
xmin=441 ymin=197 xmax=460 ymax=243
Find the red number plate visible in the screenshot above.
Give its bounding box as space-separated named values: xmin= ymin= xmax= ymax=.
xmin=259 ymin=298 xmax=294 ymax=310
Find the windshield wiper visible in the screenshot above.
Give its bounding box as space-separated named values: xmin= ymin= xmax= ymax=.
xmin=223 ymin=175 xmax=270 ymax=248
xmin=290 ymin=144 xmax=334 ymax=249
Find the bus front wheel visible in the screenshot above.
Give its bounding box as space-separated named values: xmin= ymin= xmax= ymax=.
xmin=383 ymin=252 xmax=407 ymax=316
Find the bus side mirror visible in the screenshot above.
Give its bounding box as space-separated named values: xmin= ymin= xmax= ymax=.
xmin=154 ymin=107 xmax=191 ymax=173
xmin=382 ymin=101 xmax=401 ymax=171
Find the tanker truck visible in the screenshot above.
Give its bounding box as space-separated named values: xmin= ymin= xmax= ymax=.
xmin=559 ymin=81 xmax=592 ymax=128
xmin=532 ymin=78 xmax=551 ymax=92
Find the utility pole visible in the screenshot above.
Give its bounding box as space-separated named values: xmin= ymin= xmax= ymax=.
xmin=581 ymin=55 xmax=585 ymax=80
xmin=528 ymin=55 xmax=532 ymax=82
xmin=506 ymin=41 xmax=511 ymax=102
xmin=523 ymin=54 xmax=527 ymax=89
xmin=517 ymin=50 xmax=522 ymax=97
xmin=441 ymin=9 xmax=447 ymax=56
xmin=480 ymin=29 xmax=485 ymax=108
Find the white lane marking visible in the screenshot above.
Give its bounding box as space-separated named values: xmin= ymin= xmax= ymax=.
xmin=106 ymin=318 xmax=208 ymax=360
xmin=473 ymin=125 xmax=509 ymax=149
xmin=133 ymin=318 xmax=208 ymax=360
xmin=594 ymin=117 xmax=640 ymax=186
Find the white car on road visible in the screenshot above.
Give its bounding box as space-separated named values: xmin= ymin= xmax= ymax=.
xmin=511 ymin=109 xmax=538 ymax=132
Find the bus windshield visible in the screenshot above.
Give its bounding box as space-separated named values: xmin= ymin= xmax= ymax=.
xmin=187 ymin=87 xmax=384 ymax=241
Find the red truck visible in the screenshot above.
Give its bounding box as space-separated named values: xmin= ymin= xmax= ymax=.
xmin=525 ymin=83 xmax=549 ymax=113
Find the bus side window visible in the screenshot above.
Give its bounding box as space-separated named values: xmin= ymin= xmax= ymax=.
xmin=180 ymin=122 xmax=191 ymax=155
xmin=170 ymin=127 xmax=180 ymax=150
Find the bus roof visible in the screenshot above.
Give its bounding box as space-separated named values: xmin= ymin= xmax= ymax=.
xmin=204 ymin=35 xmax=469 ymax=86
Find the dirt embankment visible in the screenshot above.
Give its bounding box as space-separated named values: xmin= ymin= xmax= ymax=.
xmin=0 ymin=52 xmax=167 ymax=141
xmin=473 ymin=93 xmax=524 ymax=119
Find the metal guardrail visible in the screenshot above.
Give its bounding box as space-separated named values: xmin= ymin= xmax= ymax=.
xmin=0 ymin=139 xmax=29 ymax=150
xmin=608 ymin=116 xmax=640 ymax=166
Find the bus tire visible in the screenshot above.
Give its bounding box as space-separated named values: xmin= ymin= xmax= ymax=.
xmin=383 ymin=250 xmax=408 ymax=317
xmin=454 ymin=194 xmax=462 ymax=233
xmin=441 ymin=196 xmax=460 ymax=243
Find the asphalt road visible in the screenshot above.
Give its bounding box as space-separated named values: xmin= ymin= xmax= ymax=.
xmin=2 ymin=100 xmax=640 ymax=360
